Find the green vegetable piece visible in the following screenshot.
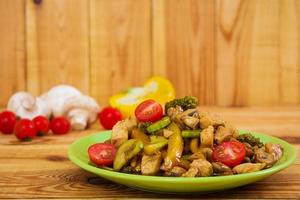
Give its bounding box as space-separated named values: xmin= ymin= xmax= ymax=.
xmin=181 ymin=130 xmax=201 ymax=138
xmin=146 ymin=116 xmax=171 ymax=133
xmin=144 ymin=136 xmax=168 ymax=155
xmin=144 ymin=141 xmax=168 ymax=155
xmin=165 ymin=96 xmax=198 ymax=111
xmin=113 ymin=139 xmax=144 ymax=171
xmin=236 ymin=133 xmax=263 ymax=147
xmin=150 ymin=135 xmax=167 ymax=143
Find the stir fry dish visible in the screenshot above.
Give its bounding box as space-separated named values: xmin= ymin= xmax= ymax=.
xmin=88 ymin=97 xmax=283 ymax=177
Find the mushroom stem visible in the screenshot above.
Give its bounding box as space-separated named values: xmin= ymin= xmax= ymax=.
xmin=68 ymin=110 xmax=89 ymax=131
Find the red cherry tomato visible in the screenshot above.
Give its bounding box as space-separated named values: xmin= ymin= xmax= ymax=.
xmin=99 ymin=107 xmax=122 ymax=129
xmin=0 ymin=111 xmax=17 ymax=134
xmin=88 ymin=143 xmax=117 ymax=166
xmin=135 ymin=99 xmax=163 ymax=122
xmin=50 ymin=117 xmax=70 ymax=135
xmin=212 ymin=141 xmax=246 ymax=167
xmin=14 ymin=119 xmax=37 ymax=141
xmin=33 ymin=116 xmax=50 ymax=136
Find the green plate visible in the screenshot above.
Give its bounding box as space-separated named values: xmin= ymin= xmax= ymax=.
xmin=68 ymin=130 xmax=297 ymax=193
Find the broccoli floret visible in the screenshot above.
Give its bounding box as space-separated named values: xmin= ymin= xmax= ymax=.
xmin=165 ymin=96 xmax=198 ymax=112
xmin=236 ymin=133 xmax=264 ymax=147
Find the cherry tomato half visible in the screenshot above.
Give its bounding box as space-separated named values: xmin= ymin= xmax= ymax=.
xmin=33 ymin=116 xmax=50 ymax=136
xmin=99 ymin=107 xmax=122 ymax=130
xmin=135 ymin=99 xmax=163 ymax=122
xmin=88 ymin=143 xmax=117 ymax=166
xmin=212 ymin=141 xmax=246 ymax=167
xmin=0 ymin=111 xmax=17 ymax=134
xmin=50 ymin=117 xmax=70 ymax=135
xmin=14 ymin=119 xmax=37 ymax=141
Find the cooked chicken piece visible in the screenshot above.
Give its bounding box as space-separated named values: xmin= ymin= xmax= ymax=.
xmin=163 ymin=129 xmax=173 ymax=138
xmin=111 ymin=117 xmax=137 ymax=147
xmin=212 ymin=162 xmax=233 ymax=176
xmin=200 ymin=148 xmax=213 ymax=161
xmin=254 ymin=147 xmax=275 ymax=168
xmin=182 ymin=167 xmax=199 ymax=177
xmin=223 ymin=122 xmax=239 ymax=138
xmin=167 ymin=105 xmax=183 ymax=120
xmin=188 ymin=151 xmax=206 ymax=161
xmin=200 ymin=126 xmax=214 ymax=148
xmin=174 ymin=109 xmax=198 ymax=129
xmin=199 ymin=112 xmax=224 ymax=129
xmin=233 ymin=163 xmax=266 ymax=174
xmin=214 ymin=126 xmax=234 ymax=144
xmin=265 ymin=143 xmax=283 ymax=162
xmin=189 ymin=159 xmax=213 ymax=177
xmin=178 ymin=158 xmax=191 ymax=169
xmin=165 ymin=166 xmax=187 ymax=177
xmin=141 ymin=153 xmax=162 ymax=175
xmin=181 ymin=115 xmax=199 ymax=130
xmin=243 ymin=142 xmax=254 ymax=157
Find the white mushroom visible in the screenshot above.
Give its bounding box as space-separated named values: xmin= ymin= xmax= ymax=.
xmin=61 ymin=95 xmax=100 ymax=130
xmin=40 ymin=85 xmax=82 ymax=116
xmin=7 ymin=92 xmax=51 ymax=119
xmin=7 ymin=84 xmax=100 ymax=131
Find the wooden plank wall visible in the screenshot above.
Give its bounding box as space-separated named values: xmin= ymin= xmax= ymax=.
xmin=0 ymin=0 xmax=299 ymax=107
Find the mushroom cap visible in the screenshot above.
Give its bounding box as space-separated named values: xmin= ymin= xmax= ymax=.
xmin=62 ymin=95 xmax=100 ymax=124
xmin=40 ymin=85 xmax=82 ymax=116
xmin=7 ymin=91 xmax=51 ymax=119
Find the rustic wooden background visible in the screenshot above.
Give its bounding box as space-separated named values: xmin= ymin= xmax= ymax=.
xmin=0 ymin=0 xmax=299 ymax=107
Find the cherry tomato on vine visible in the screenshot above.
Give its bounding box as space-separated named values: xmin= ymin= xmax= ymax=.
xmin=212 ymin=141 xmax=246 ymax=167
xmin=99 ymin=107 xmax=122 ymax=129
xmin=88 ymin=143 xmax=117 ymax=166
xmin=0 ymin=111 xmax=17 ymax=134
xmin=33 ymin=116 xmax=50 ymax=136
xmin=135 ymin=99 xmax=163 ymax=123
xmin=50 ymin=116 xmax=70 ymax=135
xmin=14 ymin=119 xmax=37 ymax=141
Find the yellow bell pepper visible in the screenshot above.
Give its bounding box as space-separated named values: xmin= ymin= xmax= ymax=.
xmin=109 ymin=76 xmax=175 ymax=117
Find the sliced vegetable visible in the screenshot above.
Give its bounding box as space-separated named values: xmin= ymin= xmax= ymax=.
xmin=135 ymin=99 xmax=163 ymax=122
xmin=190 ymin=138 xmax=200 ymax=153
xmin=144 ymin=136 xmax=168 ymax=155
xmin=162 ymin=123 xmax=184 ymax=170
xmin=131 ymin=128 xmax=150 ymax=144
xmin=88 ymin=143 xmax=117 ymax=166
xmin=181 ymin=130 xmax=201 ymax=138
xmin=113 ymin=139 xmax=144 ymax=171
xmin=212 ymin=141 xmax=246 ymax=167
xmin=109 ymin=76 xmax=175 ymax=117
xmin=146 ymin=116 xmax=171 ymax=133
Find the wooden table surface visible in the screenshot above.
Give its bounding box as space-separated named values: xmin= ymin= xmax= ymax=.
xmin=0 ymin=107 xmax=299 ymax=199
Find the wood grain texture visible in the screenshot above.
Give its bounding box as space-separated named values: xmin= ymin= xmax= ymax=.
xmin=90 ymin=0 xmax=152 ymax=105
xmin=26 ymin=0 xmax=90 ymax=96
xmin=0 ymin=107 xmax=299 ymax=199
xmin=0 ymin=0 xmax=300 ymax=107
xmin=0 ymin=0 xmax=25 ymax=106
xmin=216 ymin=0 xmax=300 ymax=106
xmin=152 ymin=0 xmax=216 ymax=105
